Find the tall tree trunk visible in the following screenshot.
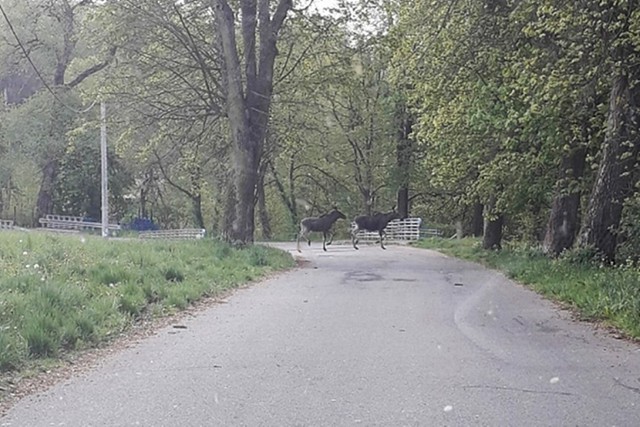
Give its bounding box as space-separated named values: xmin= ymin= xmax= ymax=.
xmin=221 ymin=178 xmax=237 ymax=241
xmin=213 ymin=0 xmax=291 ymax=245
xmin=256 ymin=160 xmax=272 ymax=239
xmin=35 ymin=159 xmax=59 ymax=224
xmin=6 ymin=178 xmax=12 ymax=217
xmin=190 ymin=166 xmax=205 ymax=229
xmin=395 ymin=104 xmax=413 ymax=219
xmin=287 ymin=155 xmax=298 ymax=224
xmin=269 ymin=160 xmax=297 ymax=230
xmin=396 ymin=187 xmax=409 ymax=219
xmin=31 ymin=1 xmax=115 ymax=226
xmin=543 ymin=147 xmax=587 ymax=256
xmin=35 ymin=96 xmax=67 ymax=224
xmin=140 ymin=187 xmax=147 ymax=218
xmin=483 ymin=214 xmax=504 ymax=250
xmin=256 ymin=177 xmax=272 ymax=239
xmin=154 ymin=155 xmax=206 ymax=229
xmin=471 ymin=202 xmax=484 ymax=237
xmin=578 ymin=71 xmax=640 ymax=262
xmin=482 ymin=198 xmax=504 ymax=250
xmin=192 ymin=195 xmax=205 ymax=230
xmin=140 ymin=169 xmax=154 ymax=219
xmin=361 ymin=187 xmax=374 ymax=215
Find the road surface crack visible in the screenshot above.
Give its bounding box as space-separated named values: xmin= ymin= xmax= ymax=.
xmin=463 ymin=384 xmax=574 ymax=396
xmin=614 ymin=378 xmax=640 ymax=395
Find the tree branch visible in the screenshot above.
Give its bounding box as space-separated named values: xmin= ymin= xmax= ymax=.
xmin=271 ymin=0 xmax=292 ymax=35
xmin=71 ymin=0 xmax=93 ymax=11
xmin=153 ymin=148 xmax=195 ymax=199
xmin=66 ymin=46 xmax=117 ymax=88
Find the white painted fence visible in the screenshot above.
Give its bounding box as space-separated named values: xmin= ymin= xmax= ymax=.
xmin=38 ymin=214 xmax=121 ymax=232
xmin=0 ymin=219 xmax=14 ymax=230
xmin=351 ymin=217 xmax=423 ymax=243
xmin=139 ymin=228 xmax=206 ymax=240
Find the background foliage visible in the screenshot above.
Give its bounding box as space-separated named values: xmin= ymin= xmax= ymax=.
xmin=1 ymin=0 xmax=640 ymax=260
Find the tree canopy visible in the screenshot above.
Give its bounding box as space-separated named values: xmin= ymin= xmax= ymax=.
xmin=2 ymin=0 xmax=640 ymax=261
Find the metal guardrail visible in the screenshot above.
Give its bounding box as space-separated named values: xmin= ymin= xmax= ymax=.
xmin=139 ymin=228 xmax=206 ymax=240
xmin=0 ymin=219 xmax=14 ymax=230
xmin=38 ymin=214 xmax=121 ymax=232
xmin=420 ymin=228 xmax=444 ymax=238
xmin=351 ymin=218 xmax=423 ymax=243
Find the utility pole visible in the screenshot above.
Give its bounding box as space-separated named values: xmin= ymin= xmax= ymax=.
xmin=100 ymin=101 xmax=108 ymax=238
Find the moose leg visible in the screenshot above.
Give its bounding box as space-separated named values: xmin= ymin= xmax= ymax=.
xmin=326 ymin=229 xmax=334 ymax=246
xmin=379 ymin=230 xmax=386 ymax=250
xmin=322 ymin=232 xmax=328 ymax=251
xmin=351 ymin=227 xmax=360 ymax=250
xmin=297 ymin=226 xmax=308 ymax=252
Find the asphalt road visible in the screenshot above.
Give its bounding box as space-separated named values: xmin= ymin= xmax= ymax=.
xmin=1 ymin=243 xmax=639 ymax=427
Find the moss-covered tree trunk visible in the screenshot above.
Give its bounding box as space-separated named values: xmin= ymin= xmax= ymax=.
xmin=543 ymin=147 xmax=587 ymax=256
xmin=578 ymin=70 xmax=640 ymax=261
xmin=482 ymin=198 xmax=504 ymax=250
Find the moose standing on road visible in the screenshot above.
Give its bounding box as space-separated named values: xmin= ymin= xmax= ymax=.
xmin=351 ymin=208 xmax=402 ymax=250
xmin=297 ymin=208 xmax=347 ymax=252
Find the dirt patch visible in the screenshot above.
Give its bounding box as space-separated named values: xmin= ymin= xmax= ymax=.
xmin=295 ymin=257 xmax=312 ymax=268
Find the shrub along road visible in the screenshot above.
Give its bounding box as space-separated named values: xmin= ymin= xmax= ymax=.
xmin=1 ymin=243 xmax=639 ymax=426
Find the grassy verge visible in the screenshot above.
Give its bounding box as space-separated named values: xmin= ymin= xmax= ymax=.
xmin=0 ymin=231 xmax=294 ymax=378
xmin=414 ymin=238 xmax=640 ymax=340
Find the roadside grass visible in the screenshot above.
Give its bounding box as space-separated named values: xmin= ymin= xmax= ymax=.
xmin=0 ymin=231 xmax=294 ymax=376
xmin=414 ymin=238 xmax=640 ymax=340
